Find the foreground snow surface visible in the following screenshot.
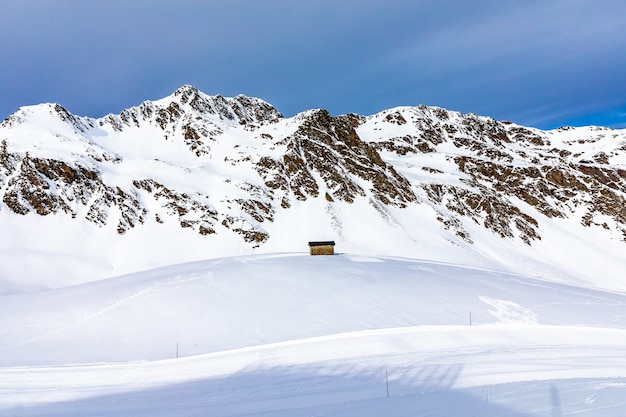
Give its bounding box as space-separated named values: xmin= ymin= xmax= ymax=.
xmin=1 ymin=254 xmax=625 ymax=416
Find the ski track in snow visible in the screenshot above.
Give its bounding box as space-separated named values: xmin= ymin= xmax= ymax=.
xmin=2 ymin=271 xmax=207 ymax=350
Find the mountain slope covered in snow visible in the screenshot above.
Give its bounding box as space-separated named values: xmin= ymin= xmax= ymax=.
xmin=1 ymin=85 xmax=626 ymax=293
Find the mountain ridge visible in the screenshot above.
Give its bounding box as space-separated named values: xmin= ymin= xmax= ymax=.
xmin=1 ymin=85 xmax=626 ymax=292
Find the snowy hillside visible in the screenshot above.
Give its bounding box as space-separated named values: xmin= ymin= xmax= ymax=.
xmin=1 ymin=85 xmax=626 ymax=292
xmin=1 ymin=254 xmax=625 ymax=416
xmin=2 ymin=86 xmax=626 ymax=416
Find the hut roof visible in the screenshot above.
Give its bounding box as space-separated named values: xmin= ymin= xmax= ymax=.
xmin=308 ymin=241 xmax=335 ymax=247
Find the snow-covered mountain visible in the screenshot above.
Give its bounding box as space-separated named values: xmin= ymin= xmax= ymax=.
xmin=1 ymin=85 xmax=626 ymax=291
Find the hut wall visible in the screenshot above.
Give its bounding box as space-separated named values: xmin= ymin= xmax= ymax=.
xmin=310 ymin=245 xmax=334 ymax=255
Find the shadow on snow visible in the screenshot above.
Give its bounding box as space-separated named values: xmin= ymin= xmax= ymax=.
xmin=2 ymin=362 xmax=539 ymax=417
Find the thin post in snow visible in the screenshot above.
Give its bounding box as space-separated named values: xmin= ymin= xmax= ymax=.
xmin=470 ymin=311 xmax=472 ymax=326
xmin=176 ymin=342 xmax=179 ymax=359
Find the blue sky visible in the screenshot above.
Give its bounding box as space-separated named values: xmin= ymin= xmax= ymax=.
xmin=1 ymin=0 xmax=625 ymax=129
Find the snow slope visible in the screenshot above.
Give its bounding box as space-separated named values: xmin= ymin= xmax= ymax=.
xmin=1 ymin=254 xmax=625 ymax=415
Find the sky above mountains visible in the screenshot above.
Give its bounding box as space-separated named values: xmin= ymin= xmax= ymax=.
xmin=2 ymin=0 xmax=625 ymax=129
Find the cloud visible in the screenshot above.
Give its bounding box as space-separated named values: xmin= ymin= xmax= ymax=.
xmin=1 ymin=0 xmax=625 ymax=128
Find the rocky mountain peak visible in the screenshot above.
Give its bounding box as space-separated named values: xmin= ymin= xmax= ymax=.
xmin=170 ymin=84 xmax=282 ymax=125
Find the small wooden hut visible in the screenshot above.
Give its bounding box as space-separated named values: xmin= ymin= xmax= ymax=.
xmin=308 ymin=241 xmax=335 ymax=256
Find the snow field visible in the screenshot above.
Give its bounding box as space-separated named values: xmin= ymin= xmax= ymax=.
xmin=1 ymin=254 xmax=625 ymax=415
xmin=1 ymin=326 xmax=625 ymax=416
